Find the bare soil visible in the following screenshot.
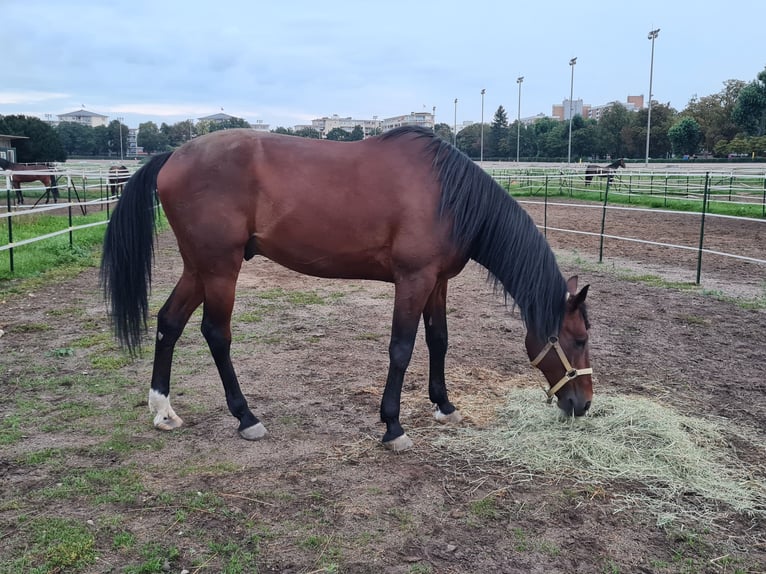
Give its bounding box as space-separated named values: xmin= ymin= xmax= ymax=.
xmin=1 ymin=201 xmax=765 ymax=573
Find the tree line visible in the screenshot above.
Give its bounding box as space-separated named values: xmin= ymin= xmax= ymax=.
xmin=2 ymin=66 xmax=765 ymax=163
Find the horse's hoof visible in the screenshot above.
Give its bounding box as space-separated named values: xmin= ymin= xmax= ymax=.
xmin=383 ymin=433 xmax=413 ymax=452
xmin=434 ymin=408 xmax=463 ymax=424
xmin=239 ymin=422 xmax=268 ymax=441
xmin=154 ymin=413 xmax=183 ymax=431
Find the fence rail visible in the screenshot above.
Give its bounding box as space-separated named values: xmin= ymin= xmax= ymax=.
xmin=2 ymin=165 xmax=765 ymax=293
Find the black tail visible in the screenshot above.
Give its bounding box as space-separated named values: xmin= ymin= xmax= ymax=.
xmin=100 ymin=152 xmax=173 ymax=354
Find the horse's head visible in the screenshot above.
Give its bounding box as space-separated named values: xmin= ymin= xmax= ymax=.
xmin=525 ymin=276 xmax=592 ymax=416
xmin=617 ymin=158 xmax=626 ymax=168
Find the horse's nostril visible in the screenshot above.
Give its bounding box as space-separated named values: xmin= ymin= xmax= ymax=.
xmin=584 ymin=401 xmax=592 ymax=412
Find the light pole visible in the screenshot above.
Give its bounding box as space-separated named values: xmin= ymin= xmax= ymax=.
xmin=432 ymin=105 xmax=436 ymax=132
xmin=516 ymin=76 xmax=524 ymax=162
xmin=453 ymin=98 xmax=458 ymax=146
xmin=480 ymin=88 xmax=486 ymax=165
xmin=117 ymin=116 xmax=124 ymax=160
xmin=645 ymin=28 xmax=660 ymax=167
xmin=567 ymin=57 xmax=577 ymax=164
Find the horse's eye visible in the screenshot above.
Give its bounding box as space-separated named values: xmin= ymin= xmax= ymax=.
xmin=574 ymin=339 xmax=588 ymax=349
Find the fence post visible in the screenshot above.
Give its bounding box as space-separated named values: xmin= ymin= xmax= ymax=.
xmin=543 ymin=174 xmax=549 ymax=237
xmin=68 ymin=180 xmax=74 ymax=247
xmin=598 ymin=177 xmax=611 ymax=263
xmin=5 ymin=184 xmax=13 ymax=273
xmin=762 ymin=173 xmax=765 ymax=218
xmin=695 ymin=172 xmax=710 ymax=285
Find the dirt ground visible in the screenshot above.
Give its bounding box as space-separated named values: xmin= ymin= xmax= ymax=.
xmin=1 ymin=200 xmax=765 ymax=573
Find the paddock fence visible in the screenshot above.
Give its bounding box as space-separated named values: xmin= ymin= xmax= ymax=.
xmin=2 ymin=164 xmax=765 ymax=295
xmin=1 ymin=163 xmax=134 ymax=273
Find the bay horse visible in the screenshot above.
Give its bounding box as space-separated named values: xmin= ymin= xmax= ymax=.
xmin=0 ymin=158 xmax=60 ymax=204
xmin=584 ymin=158 xmax=625 ymax=186
xmin=107 ymin=165 xmax=130 ymax=197
xmin=101 ymin=126 xmax=593 ymax=451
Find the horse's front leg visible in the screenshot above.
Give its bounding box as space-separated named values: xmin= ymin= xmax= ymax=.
xmin=380 ymin=275 xmax=435 ymax=452
xmin=423 ymin=280 xmax=462 ymax=425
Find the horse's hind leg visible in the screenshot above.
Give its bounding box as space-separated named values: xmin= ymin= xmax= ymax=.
xmin=423 ymin=280 xmax=462 ymax=425
xmin=200 ymin=274 xmax=264 ymax=440
xmin=149 ymin=271 xmax=203 ymax=430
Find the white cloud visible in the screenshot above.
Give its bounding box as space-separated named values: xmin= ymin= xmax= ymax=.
xmin=0 ymin=91 xmax=69 ymax=105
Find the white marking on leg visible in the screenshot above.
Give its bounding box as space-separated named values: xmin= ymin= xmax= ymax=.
xmin=383 ymin=433 xmax=413 ymax=452
xmin=239 ymin=422 xmax=268 ymax=441
xmin=434 ymin=407 xmax=463 ymax=424
xmin=148 ymin=389 xmax=183 ymax=430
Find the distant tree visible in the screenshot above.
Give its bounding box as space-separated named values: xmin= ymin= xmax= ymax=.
xmin=325 ymin=127 xmax=349 ymax=141
xmin=732 ymin=67 xmax=766 ymax=136
xmin=137 ymin=121 xmax=168 ymax=153
xmin=595 ymin=103 xmax=632 ymax=158
xmin=56 ymin=121 xmax=96 ymax=156
xmin=434 ymin=123 xmax=453 ymax=143
xmin=0 ymin=114 xmax=66 ymax=161
xmin=455 ymin=123 xmax=485 ymax=158
xmin=348 ymin=125 xmax=364 ymax=141
xmin=294 ymin=127 xmax=321 ymax=139
xmin=272 ymin=127 xmax=294 ymax=135
xmin=489 ymin=106 xmax=510 ymax=158
xmin=208 ymin=117 xmax=251 ymax=133
xmin=627 ymin=102 xmax=677 ymax=159
xmin=162 ymin=120 xmax=195 ymax=147
xmin=668 ymin=117 xmax=703 ymax=156
xmin=106 ymin=119 xmax=128 ymax=157
xmin=92 ymin=125 xmax=110 ymax=156
xmin=683 ymin=80 xmax=743 ymax=154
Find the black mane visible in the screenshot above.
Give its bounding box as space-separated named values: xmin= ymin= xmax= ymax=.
xmin=0 ymin=158 xmax=11 ymax=170
xmin=380 ymin=126 xmax=567 ymax=341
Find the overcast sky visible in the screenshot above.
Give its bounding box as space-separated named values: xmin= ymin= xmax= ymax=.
xmin=3 ymin=1 xmax=765 ymax=130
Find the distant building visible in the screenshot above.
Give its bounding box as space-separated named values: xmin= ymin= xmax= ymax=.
xmin=0 ymin=133 xmax=29 ymax=162
xmin=57 ymin=109 xmax=109 ymax=128
xmin=552 ymin=99 xmax=588 ymax=121
xmin=588 ymin=95 xmax=644 ymax=121
xmin=251 ymin=120 xmax=270 ymax=132
xmin=311 ymin=114 xmax=381 ymax=137
xmin=198 ymin=112 xmax=241 ymax=123
xmin=381 ymin=112 xmax=434 ymax=132
xmin=551 ymin=96 xmax=644 ymax=121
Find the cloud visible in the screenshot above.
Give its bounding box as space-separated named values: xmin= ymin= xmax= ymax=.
xmin=0 ymin=91 xmax=70 ymax=105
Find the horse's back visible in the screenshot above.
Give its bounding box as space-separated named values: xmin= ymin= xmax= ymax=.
xmin=156 ymin=129 xmax=458 ymax=281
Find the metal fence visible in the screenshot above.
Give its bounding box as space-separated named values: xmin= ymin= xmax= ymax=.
xmin=1 ymin=164 xmax=130 ymax=273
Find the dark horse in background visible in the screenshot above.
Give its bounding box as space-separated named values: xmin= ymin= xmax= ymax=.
xmin=0 ymin=158 xmax=60 ymax=204
xmin=107 ymin=165 xmax=130 ymax=197
xmin=584 ymin=158 xmax=626 ymax=186
xmin=101 ymin=127 xmax=593 ymax=452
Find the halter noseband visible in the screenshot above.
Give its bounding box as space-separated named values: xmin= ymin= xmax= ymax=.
xmin=530 ymin=336 xmax=593 ymax=403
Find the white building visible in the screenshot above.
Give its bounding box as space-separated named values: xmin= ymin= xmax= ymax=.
xmin=57 ymin=109 xmax=109 ymax=128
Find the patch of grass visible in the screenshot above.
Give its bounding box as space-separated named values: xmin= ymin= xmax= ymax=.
xmin=124 ymin=542 xmax=180 ymax=574
xmin=206 ymin=540 xmax=260 ymax=574
xmin=11 ymin=321 xmax=52 ymax=333
xmin=0 ymin=516 xmax=96 ymax=573
xmin=40 ymin=466 xmax=144 ymax=504
xmin=113 ymin=530 xmax=137 ymax=550
xmin=256 ymin=287 xmax=327 ymax=306
xmin=0 ymin=414 xmax=23 ymax=445
xmin=90 ymin=352 xmax=133 ymax=370
xmin=469 ymin=496 xmax=500 ymax=520
xmin=20 ymin=447 xmax=64 ymax=465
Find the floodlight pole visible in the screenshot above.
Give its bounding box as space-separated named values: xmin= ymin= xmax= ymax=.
xmin=480 ymin=88 xmax=486 ymax=166
xmin=516 ymin=76 xmax=524 ymax=162
xmin=453 ymin=98 xmax=458 ymax=146
xmin=567 ymin=58 xmax=577 ymax=164
xmin=117 ymin=117 xmax=124 ymax=160
xmin=645 ymin=28 xmax=660 ymax=167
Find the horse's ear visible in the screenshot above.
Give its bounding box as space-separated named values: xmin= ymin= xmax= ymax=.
xmin=566 ymin=275 xmax=579 ymax=296
xmin=569 ymin=284 xmax=589 ymax=309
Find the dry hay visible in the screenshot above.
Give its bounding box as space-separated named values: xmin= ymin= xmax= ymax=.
xmin=433 ymin=382 xmax=766 ymax=526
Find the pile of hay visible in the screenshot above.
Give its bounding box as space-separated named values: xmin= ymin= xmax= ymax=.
xmin=437 ymin=388 xmax=766 ymax=524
